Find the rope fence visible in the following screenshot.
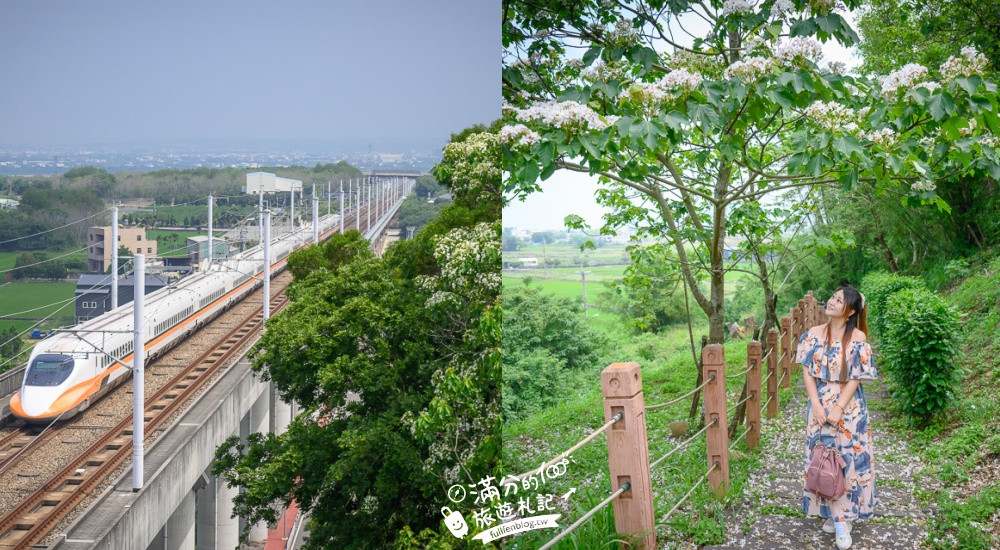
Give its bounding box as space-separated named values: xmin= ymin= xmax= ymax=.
xmin=523 ymin=290 xmax=826 ymax=549
xmin=538 ymin=482 xmax=631 ymax=550
xmin=645 ymin=376 xmax=715 ymax=410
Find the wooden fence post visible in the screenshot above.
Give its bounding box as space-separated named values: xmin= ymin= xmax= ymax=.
xmin=702 ymin=345 xmax=730 ymax=497
xmin=805 ymin=291 xmax=816 ymax=328
xmin=745 ymin=340 xmax=762 ymax=450
xmin=780 ymin=316 xmax=792 ymax=390
xmin=766 ymin=331 xmax=779 ymax=419
xmin=601 ymin=362 xmax=656 ymax=549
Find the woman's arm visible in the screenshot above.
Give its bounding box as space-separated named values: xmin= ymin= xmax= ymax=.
xmin=803 ymin=366 xmax=828 ymax=425
xmin=828 ymin=379 xmax=861 ymax=424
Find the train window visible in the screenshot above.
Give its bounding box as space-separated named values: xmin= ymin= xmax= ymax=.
xmin=25 ymin=354 xmax=74 ymax=387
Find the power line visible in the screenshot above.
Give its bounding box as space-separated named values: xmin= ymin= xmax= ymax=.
xmin=0 ymin=208 xmax=111 ymax=245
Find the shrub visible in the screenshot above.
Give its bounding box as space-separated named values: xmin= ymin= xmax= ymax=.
xmin=502 ymin=283 xmax=606 ymax=421
xmin=881 ymin=287 xmax=962 ymax=427
xmin=859 ymin=271 xmax=925 ymax=343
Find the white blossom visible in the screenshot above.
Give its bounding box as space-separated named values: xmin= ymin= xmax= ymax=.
xmin=980 ymin=133 xmax=1000 ymax=148
xmin=911 ymin=180 xmax=937 ymax=192
xmin=824 ymin=61 xmax=848 ymax=76
xmin=959 ymin=118 xmax=977 ymax=136
xmin=770 ymin=0 xmax=795 ymax=19
xmin=501 ymin=124 xmax=541 ymax=148
xmin=804 ymin=100 xmax=856 ymax=131
xmin=807 ymin=0 xmax=843 ymax=15
xmin=880 ymin=63 xmax=929 ymax=100
xmin=917 ymin=81 xmax=941 ymax=93
xmin=858 ymin=106 xmax=871 ymax=120
xmin=606 ymin=19 xmax=639 ymax=47
xmin=621 ymin=68 xmax=702 ymax=104
xmin=516 ymin=100 xmax=614 ymax=131
xmin=722 ymin=0 xmax=754 ymax=16
xmin=863 ymin=127 xmax=897 ymax=147
xmin=772 ymin=37 xmax=824 ymax=67
xmin=940 ymin=46 xmax=990 ymax=82
xmin=724 ymin=57 xmax=774 ymax=82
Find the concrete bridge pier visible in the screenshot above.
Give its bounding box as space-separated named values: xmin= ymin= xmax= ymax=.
xmin=195 ymin=442 xmax=240 ymax=550
xmin=246 ymin=390 xmax=271 ymax=542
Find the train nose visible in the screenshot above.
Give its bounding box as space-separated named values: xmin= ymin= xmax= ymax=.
xmin=18 ymin=386 xmax=62 ymax=418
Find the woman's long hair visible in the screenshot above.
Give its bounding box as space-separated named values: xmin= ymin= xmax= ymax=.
xmin=825 ymin=284 xmax=869 ymax=383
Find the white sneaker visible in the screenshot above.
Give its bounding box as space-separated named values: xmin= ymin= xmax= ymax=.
xmin=823 ymin=519 xmax=852 ymax=534
xmin=834 ymin=522 xmax=853 ymax=549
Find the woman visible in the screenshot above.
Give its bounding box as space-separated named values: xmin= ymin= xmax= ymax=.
xmin=796 ymin=285 xmax=878 ymax=550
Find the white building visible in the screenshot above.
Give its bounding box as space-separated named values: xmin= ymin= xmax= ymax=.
xmin=245 ymin=172 xmax=303 ymax=194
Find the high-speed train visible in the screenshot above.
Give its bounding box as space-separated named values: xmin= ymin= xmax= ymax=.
xmin=10 ymin=210 xmax=345 ymax=424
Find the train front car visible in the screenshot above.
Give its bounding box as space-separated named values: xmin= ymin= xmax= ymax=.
xmin=10 ymin=339 xmax=100 ymax=424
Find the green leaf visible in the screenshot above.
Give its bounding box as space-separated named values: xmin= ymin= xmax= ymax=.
xmin=905 ymin=87 xmax=930 ymax=106
xmin=970 ymin=95 xmax=993 ymax=112
xmin=832 ymin=135 xmax=864 ymax=159
xmin=789 ymin=18 xmax=819 ymax=37
xmin=662 ymin=110 xmax=689 ymax=131
xmin=927 ymin=92 xmax=956 ymax=121
xmin=582 ymin=47 xmax=602 ymax=67
xmin=839 ymin=166 xmax=859 ymax=190
xmin=767 ymin=88 xmax=795 ymax=109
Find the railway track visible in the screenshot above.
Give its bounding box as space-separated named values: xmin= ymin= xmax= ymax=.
xmin=0 ymin=198 xmax=396 ymax=548
xmin=0 ymin=278 xmax=292 ymax=549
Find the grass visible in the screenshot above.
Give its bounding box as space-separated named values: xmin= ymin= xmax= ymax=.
xmin=502 ymin=310 xmax=799 ymax=549
xmin=0 ymin=282 xmax=76 ymax=319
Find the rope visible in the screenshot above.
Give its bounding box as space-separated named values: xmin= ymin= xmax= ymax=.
xmin=778 ymin=369 xmax=788 ymax=386
xmin=779 ymin=349 xmax=788 ymax=362
xmin=658 ymin=461 xmax=720 ymax=524
xmin=761 ymin=369 xmax=773 ymax=387
xmin=725 ymin=365 xmax=752 ymax=379
xmin=727 ymin=392 xmax=754 ymax=415
xmin=646 ymin=375 xmax=715 ymax=411
xmin=762 ymin=395 xmax=774 ymax=410
xmin=729 ymin=423 xmax=752 ymax=450
xmin=538 ymin=481 xmax=631 ymax=550
xmin=650 ymin=418 xmax=717 ymax=470
xmin=761 ymin=347 xmax=773 ymax=363
xmin=512 ymin=412 xmax=623 ymax=481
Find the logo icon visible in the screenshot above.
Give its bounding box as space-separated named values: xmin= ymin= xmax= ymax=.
xmin=441 ymin=506 xmax=469 ymax=538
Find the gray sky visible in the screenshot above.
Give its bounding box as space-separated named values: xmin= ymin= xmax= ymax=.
xmin=0 ymin=1 xmax=498 ymax=148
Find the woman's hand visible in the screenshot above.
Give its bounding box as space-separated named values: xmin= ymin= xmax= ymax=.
xmin=811 ymin=401 xmax=828 ymax=425
xmin=827 ymin=403 xmax=843 ymax=425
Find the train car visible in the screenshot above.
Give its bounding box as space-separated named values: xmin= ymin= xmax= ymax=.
xmin=10 ymin=211 xmax=344 ymax=424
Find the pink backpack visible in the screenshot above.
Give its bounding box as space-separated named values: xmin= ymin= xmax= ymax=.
xmin=806 ymin=433 xmax=847 ymax=500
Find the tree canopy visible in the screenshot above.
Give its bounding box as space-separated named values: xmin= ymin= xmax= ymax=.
xmin=212 ymin=124 xmax=501 ymax=549
xmin=502 ymin=0 xmax=1000 ymax=342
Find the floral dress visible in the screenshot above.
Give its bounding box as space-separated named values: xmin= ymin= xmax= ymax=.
xmin=796 ymin=330 xmax=879 ymax=522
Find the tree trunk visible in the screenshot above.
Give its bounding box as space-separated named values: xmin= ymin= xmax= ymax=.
xmin=875 ymin=232 xmax=899 ymax=273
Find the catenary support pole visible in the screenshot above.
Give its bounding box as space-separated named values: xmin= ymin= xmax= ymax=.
xmin=207 ymin=195 xmax=213 ymax=267
xmin=112 ymin=204 xmax=119 ymax=309
xmin=313 ymin=184 xmax=319 ymax=245
xmin=339 ymin=181 xmax=345 ymax=234
xmin=290 ymin=187 xmax=295 ymax=234
xmin=263 ymin=210 xmax=271 ymax=322
xmin=133 ymin=253 xmax=145 ymax=492
xmin=367 ymin=180 xmax=371 ymax=232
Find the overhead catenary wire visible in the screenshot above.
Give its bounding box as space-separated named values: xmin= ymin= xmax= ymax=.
xmin=650 ymin=418 xmax=717 ymax=470
xmin=646 ymin=375 xmax=715 ymax=411
xmin=512 ymin=412 xmax=623 ymax=481
xmin=0 ymin=296 xmax=79 ymax=370
xmin=538 ymin=481 xmax=631 ymax=550
xmin=0 ymin=292 xmax=82 ymax=320
xmin=0 ymin=207 xmax=111 ymax=245
xmin=3 ymin=245 xmax=90 ymax=274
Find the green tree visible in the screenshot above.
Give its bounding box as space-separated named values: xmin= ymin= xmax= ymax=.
xmin=503 ymin=282 xmax=606 ymax=420
xmin=502 ymin=227 xmax=525 ymax=251
xmin=212 ymin=126 xmax=501 ymax=549
xmin=0 ymin=326 xmax=23 ymax=363
xmin=415 ymin=174 xmax=446 ymax=198
xmin=503 ymin=0 xmax=1000 ymax=344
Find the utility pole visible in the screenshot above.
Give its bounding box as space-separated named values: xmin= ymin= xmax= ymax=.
xmin=313 ymin=184 xmax=319 ymax=245
xmin=327 ymin=181 xmax=331 ymax=217
xmin=578 ymin=264 xmax=592 ymax=316
xmin=263 ymin=210 xmax=271 ymax=322
xmin=207 ymin=195 xmax=213 ymax=267
xmin=289 ymin=187 xmax=295 ymax=234
xmin=112 ymin=204 xmax=119 ymax=310
xmin=132 ymin=254 xmax=145 ymax=492
xmin=339 ymin=181 xmax=345 ymax=234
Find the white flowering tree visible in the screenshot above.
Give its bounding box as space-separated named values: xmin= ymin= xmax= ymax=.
xmin=502 ymin=0 xmax=1000 ymax=343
